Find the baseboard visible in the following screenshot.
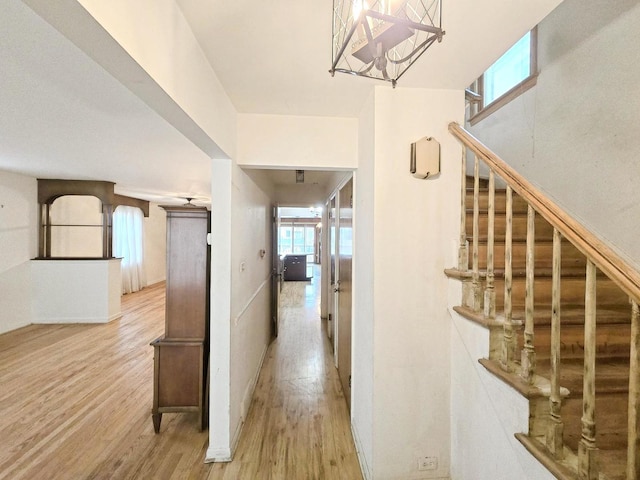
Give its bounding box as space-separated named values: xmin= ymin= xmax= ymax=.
xmin=205 ymin=343 xmax=269 ymax=464
xmin=204 ymin=447 xmax=232 ymax=463
xmin=34 ymin=315 xmax=114 ymax=324
xmin=351 ymin=423 xmax=372 ymax=480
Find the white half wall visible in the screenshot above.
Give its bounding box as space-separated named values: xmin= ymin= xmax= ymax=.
xmin=0 ymin=170 xmax=38 ymax=334
xmin=31 ymin=258 xmax=122 ymax=324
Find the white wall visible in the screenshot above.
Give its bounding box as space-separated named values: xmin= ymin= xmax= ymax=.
xmin=351 ymin=90 xmax=376 ymax=480
xmin=208 ymin=159 xmax=273 ymax=461
xmin=143 ymin=203 xmax=166 ymax=285
xmin=366 ymin=87 xmax=463 ymax=479
xmin=229 ymin=165 xmax=273 ymax=450
xmin=24 ymin=0 xmax=237 ymax=160
xmin=0 ymin=170 xmax=37 ymax=334
xmin=468 ymin=0 xmax=640 ymax=272
xmin=50 ymin=195 xmax=103 ymax=257
xmin=237 ymin=114 xmax=358 ymax=170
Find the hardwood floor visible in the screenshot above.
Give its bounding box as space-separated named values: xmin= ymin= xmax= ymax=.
xmin=0 ymin=282 xmax=210 ymax=480
xmin=208 ymin=269 xmax=362 ymax=479
xmin=0 ymin=269 xmax=361 ymax=479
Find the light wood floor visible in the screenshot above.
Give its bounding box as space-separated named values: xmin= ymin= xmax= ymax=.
xmin=207 ymin=271 xmax=362 ymax=480
xmin=0 ymin=270 xmax=361 ymax=479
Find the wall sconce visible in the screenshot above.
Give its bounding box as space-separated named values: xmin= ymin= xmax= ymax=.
xmin=410 ymin=136 xmax=440 ymax=179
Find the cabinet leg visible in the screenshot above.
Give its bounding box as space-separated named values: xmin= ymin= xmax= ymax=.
xmin=152 ymin=413 xmax=162 ymax=434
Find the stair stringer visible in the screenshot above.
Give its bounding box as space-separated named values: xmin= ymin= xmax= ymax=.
xmin=448 ymin=303 xmax=556 ymax=480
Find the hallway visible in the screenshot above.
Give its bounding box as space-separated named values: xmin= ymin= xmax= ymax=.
xmin=208 ymin=267 xmax=362 ymax=479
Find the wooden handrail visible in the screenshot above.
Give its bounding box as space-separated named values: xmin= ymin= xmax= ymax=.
xmin=448 ymin=121 xmax=640 ymax=305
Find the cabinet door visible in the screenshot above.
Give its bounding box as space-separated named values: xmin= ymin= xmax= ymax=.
xmin=165 ymin=209 xmax=209 ymax=339
xmin=155 ymin=341 xmax=203 ymax=409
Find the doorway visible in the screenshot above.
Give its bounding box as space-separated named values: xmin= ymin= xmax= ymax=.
xmin=259 ymin=168 xmax=355 ymax=408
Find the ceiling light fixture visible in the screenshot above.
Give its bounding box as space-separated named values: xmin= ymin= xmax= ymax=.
xmin=330 ymin=0 xmax=444 ymax=87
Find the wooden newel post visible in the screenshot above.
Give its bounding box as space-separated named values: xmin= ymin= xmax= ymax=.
xmin=578 ymin=260 xmax=598 ymax=480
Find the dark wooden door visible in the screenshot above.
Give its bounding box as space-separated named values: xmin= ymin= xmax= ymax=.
xmin=271 ymin=205 xmax=282 ymax=337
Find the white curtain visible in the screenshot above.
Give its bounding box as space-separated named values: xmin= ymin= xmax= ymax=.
xmin=113 ymin=206 xmax=147 ymax=294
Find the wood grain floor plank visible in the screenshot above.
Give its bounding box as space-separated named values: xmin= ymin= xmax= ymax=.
xmin=208 ymin=270 xmax=362 ymax=480
xmin=0 ymin=269 xmax=361 ymax=479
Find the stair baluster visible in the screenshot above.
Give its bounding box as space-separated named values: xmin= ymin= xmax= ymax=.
xmin=546 ymin=228 xmax=564 ymax=459
xmin=521 ymin=205 xmax=536 ymax=383
xmin=448 ymin=122 xmax=640 ymax=480
xmin=458 ymin=146 xmax=468 ymax=271
xmin=628 ymin=299 xmax=640 ymax=479
xmin=578 ymin=260 xmax=599 ymax=480
xmin=484 ymin=170 xmax=496 ymax=318
xmin=500 ymin=185 xmax=515 ymax=371
xmin=472 ymin=155 xmax=482 ymax=312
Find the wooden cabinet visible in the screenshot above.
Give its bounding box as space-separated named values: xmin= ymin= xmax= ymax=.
xmin=283 ymin=254 xmax=307 ymax=281
xmin=151 ymin=205 xmax=210 ymax=433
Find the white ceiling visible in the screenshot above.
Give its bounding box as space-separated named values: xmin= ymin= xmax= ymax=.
xmin=0 ymin=0 xmax=563 ymax=204
xmin=0 ymin=0 xmax=213 ymax=205
xmin=175 ymin=0 xmax=563 ymax=116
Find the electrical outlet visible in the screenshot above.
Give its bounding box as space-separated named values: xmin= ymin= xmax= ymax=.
xmin=417 ymin=456 xmax=438 ymax=471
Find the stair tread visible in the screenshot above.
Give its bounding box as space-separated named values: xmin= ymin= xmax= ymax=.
xmin=510 ymin=305 xmax=632 ymax=325
xmin=536 ymin=358 xmax=630 ymax=394
xmin=452 ymin=303 xmax=631 ymax=327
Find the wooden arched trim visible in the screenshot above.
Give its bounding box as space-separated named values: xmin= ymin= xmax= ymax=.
xmin=37 ymin=179 xmax=150 ymax=258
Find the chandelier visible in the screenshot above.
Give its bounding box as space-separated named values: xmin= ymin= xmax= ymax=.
xmin=330 ymin=0 xmax=444 ymax=87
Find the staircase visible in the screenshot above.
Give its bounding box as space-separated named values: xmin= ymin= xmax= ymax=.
xmin=446 ymin=123 xmax=640 ymax=480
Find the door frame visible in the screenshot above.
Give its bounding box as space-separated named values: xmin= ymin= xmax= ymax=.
xmin=270 ymin=204 xmax=282 ymax=337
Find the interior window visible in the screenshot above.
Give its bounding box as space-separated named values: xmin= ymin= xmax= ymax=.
xmin=469 ymin=28 xmax=537 ymax=124
xmin=483 ymin=31 xmax=531 ymax=105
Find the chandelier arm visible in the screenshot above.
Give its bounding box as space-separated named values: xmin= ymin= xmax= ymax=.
xmin=361 ymin=15 xmax=379 ymax=64
xmin=359 ymin=62 xmax=376 ymax=75
xmin=365 ymin=10 xmax=442 ymax=36
xmin=386 ymin=34 xmax=437 ymax=65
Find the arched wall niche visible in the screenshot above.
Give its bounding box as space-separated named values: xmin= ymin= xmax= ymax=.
xmin=37 ymin=179 xmax=149 ymax=258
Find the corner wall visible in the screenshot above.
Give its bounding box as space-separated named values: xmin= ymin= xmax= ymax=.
xmin=207 ymin=159 xmax=273 ymax=461
xmin=229 ymin=165 xmax=273 ymax=447
xmin=0 ymin=170 xmax=37 ymax=334
xmin=350 ymin=87 xmax=464 ymax=479
xmin=351 ymin=90 xmax=375 ymax=479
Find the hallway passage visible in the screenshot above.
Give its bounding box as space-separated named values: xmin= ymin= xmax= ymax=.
xmin=209 ymin=266 xmax=362 ymax=479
